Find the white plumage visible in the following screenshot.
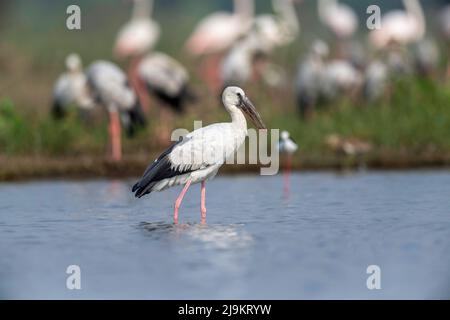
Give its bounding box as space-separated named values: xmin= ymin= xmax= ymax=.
xmin=138 ymin=52 xmax=189 ymax=98
xmin=295 ymin=40 xmax=329 ymax=117
xmin=114 ymin=0 xmax=160 ymax=58
xmin=369 ymin=0 xmax=425 ymax=49
xmin=185 ymin=0 xmax=254 ymax=56
xmin=278 ymin=131 xmax=298 ymax=155
xmin=86 ymin=61 xmax=136 ymax=113
xmin=52 ymin=54 xmax=94 ymax=117
xmin=252 ymin=0 xmax=300 ymax=53
xmin=363 ymin=59 xmax=389 ymax=101
xmin=133 ymin=86 xmax=266 ymax=197
xmin=318 ymin=0 xmax=358 ymax=39
xmin=321 ymin=59 xmax=363 ymax=100
xmin=220 ymin=34 xmax=260 ymax=87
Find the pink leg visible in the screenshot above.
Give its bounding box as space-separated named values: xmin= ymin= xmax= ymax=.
xmin=174 ymin=180 xmax=192 ymax=224
xmin=109 ymin=111 xmax=122 ymax=162
xmin=283 ymin=154 xmax=292 ymax=198
xmin=200 ymin=181 xmax=207 ymax=224
xmin=129 ymin=56 xmax=151 ymax=114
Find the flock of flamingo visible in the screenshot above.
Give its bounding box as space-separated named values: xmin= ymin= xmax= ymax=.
xmin=50 ymin=0 xmax=450 ymax=222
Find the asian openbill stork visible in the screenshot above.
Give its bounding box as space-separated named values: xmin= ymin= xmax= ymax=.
xmin=86 ymin=61 xmax=146 ymax=162
xmin=52 ymin=53 xmax=95 ymax=119
xmin=132 ymin=86 xmax=266 ymax=224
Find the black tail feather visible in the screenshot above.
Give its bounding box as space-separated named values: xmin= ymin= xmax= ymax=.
xmin=51 ymin=100 xmax=66 ymax=120
xmin=147 ymin=85 xmax=197 ymax=114
xmin=123 ymin=100 xmax=147 ymax=138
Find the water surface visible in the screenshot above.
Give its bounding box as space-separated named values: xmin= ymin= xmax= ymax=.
xmin=0 ymin=171 xmax=449 ymax=299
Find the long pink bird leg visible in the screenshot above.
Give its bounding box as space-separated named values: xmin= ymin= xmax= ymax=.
xmin=109 ymin=111 xmax=122 ymax=162
xmin=129 ymin=57 xmax=151 ymax=114
xmin=200 ymin=181 xmax=207 ymax=224
xmin=174 ymin=180 xmax=192 ymax=224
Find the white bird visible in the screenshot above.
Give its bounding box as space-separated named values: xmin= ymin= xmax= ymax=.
xmin=52 ymin=53 xmax=95 ymax=119
xmin=369 ymin=0 xmax=425 ymax=49
xmin=185 ymin=0 xmax=254 ymax=56
xmin=132 ymin=86 xmax=266 ymax=224
xmin=321 ymin=59 xmax=363 ymax=100
xmin=114 ymin=0 xmax=160 ymax=114
xmin=252 ymin=0 xmax=301 ymax=54
xmin=114 ymin=0 xmax=160 ymax=58
xmin=277 ymin=130 xmax=297 ymax=198
xmin=414 ymin=38 xmax=440 ymax=77
xmin=185 ymin=0 xmax=254 ymax=92
xmin=137 ymin=51 xmax=195 ymax=113
xmin=86 ymin=61 xmax=146 ymax=162
xmin=318 ymin=0 xmax=358 ymax=39
xmin=278 ymin=130 xmax=298 ymax=155
xmin=220 ymin=34 xmax=261 ymax=87
xmin=363 ymin=59 xmax=389 ymax=102
xmin=295 ymin=40 xmax=329 ymax=118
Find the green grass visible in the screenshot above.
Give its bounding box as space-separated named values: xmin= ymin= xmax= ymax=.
xmin=1 ymin=76 xmax=450 ymax=161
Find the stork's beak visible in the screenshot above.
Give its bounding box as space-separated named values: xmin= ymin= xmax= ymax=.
xmin=241 ymin=96 xmax=267 ymax=130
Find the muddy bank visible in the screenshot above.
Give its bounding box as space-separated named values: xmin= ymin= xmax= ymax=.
xmin=1 ymin=151 xmax=450 ymax=182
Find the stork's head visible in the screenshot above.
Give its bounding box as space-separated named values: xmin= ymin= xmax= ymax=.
xmin=222 ymin=86 xmax=266 ymax=130
xmin=65 ymin=53 xmax=82 ymax=72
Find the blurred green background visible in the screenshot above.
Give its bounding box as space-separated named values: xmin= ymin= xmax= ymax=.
xmin=1 ymin=0 xmax=450 ymax=177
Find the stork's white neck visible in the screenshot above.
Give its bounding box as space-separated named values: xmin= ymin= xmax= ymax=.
xmin=132 ymin=0 xmax=153 ymax=20
xmin=229 ymin=107 xmax=248 ymax=133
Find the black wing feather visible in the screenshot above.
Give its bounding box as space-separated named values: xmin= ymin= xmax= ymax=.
xmin=132 ymin=137 xmax=195 ymax=198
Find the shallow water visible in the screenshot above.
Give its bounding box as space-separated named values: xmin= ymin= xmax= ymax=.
xmin=0 ymin=171 xmax=449 ymax=299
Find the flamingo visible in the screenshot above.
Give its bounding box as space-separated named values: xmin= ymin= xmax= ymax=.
xmin=318 ymin=0 xmax=358 ymax=42
xmin=132 ymin=86 xmax=266 ymax=224
xmin=252 ymin=0 xmax=301 ymax=54
xmin=185 ymin=0 xmax=254 ymax=92
xmin=277 ymin=130 xmax=298 ymax=198
xmin=221 ymin=37 xmax=290 ymax=90
xmin=114 ymin=0 xmax=160 ymax=113
xmin=220 ymin=0 xmax=301 ymax=89
xmin=369 ymin=0 xmax=425 ymax=50
xmin=86 ymin=61 xmax=146 ymax=162
xmin=52 ymin=53 xmax=95 ymax=119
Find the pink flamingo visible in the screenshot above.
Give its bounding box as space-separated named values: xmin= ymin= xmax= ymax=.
xmin=185 ymin=0 xmax=254 ymax=93
xmin=369 ymin=0 xmax=425 ymax=50
xmin=114 ymin=0 xmax=160 ymax=113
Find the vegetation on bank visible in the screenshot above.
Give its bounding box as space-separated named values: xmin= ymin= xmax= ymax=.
xmin=1 ymin=75 xmax=450 ymax=179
